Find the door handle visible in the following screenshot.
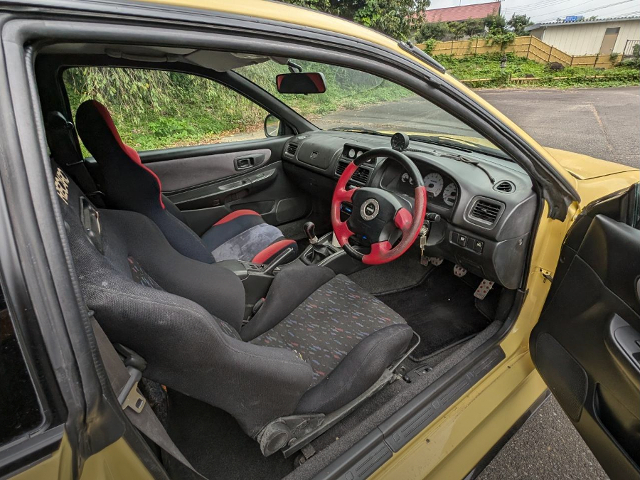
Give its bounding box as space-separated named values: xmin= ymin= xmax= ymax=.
xmin=234 ymin=156 xmax=254 ymax=170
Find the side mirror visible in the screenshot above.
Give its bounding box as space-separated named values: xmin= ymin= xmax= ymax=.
xmin=276 ymin=72 xmax=326 ymax=94
xmin=264 ymin=114 xmax=281 ymax=137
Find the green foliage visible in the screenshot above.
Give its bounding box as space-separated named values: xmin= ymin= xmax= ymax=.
xmin=464 ymin=18 xmax=485 ymax=37
xmin=64 ymin=62 xmax=414 ymax=151
xmin=434 ymin=52 xmax=640 ymax=88
xmin=507 ymin=14 xmax=532 ymax=36
xmin=483 ymin=14 xmax=506 ymax=32
xmin=486 ymin=28 xmax=516 ymax=51
xmin=281 ymin=0 xmax=430 ymax=40
xmin=447 ymin=21 xmax=467 ymax=40
xmin=415 ymin=21 xmax=449 ymax=42
xmin=609 ymin=52 xmax=619 ymax=62
xmin=422 ymin=38 xmax=439 ymax=55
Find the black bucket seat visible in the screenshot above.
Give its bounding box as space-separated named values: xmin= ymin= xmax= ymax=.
xmin=52 ymin=160 xmax=414 ymax=455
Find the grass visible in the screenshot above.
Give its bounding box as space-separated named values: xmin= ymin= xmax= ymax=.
xmin=434 ymin=52 xmax=640 ymax=88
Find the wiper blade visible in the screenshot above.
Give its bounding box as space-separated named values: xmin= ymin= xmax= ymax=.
xmin=329 ymin=126 xmax=389 ymax=136
xmin=441 ymin=153 xmax=496 ymax=185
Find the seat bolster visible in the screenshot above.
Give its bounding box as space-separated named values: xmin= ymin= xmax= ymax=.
xmin=241 ymin=265 xmax=335 ymax=341
xmin=294 ymin=324 xmax=413 ymax=414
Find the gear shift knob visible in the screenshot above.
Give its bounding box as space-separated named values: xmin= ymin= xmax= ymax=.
xmin=303 ymin=221 xmax=318 ymax=244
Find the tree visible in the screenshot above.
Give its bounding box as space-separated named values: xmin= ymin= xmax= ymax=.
xmin=507 ymin=14 xmax=532 ymax=36
xmin=448 ymin=21 xmax=467 ymax=40
xmin=281 ymin=0 xmax=431 ymax=40
xmin=416 ymin=21 xmax=449 ymax=42
xmin=484 ymin=14 xmax=506 ymax=32
xmin=463 ymin=18 xmax=485 ymax=37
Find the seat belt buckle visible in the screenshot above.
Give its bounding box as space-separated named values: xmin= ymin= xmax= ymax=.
xmin=118 ymin=366 xmax=146 ymax=414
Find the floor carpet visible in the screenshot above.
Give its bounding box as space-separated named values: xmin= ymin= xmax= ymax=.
xmin=378 ymin=265 xmax=495 ymax=361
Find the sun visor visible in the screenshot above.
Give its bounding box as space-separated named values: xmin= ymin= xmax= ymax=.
xmin=185 ymin=50 xmax=288 ymax=71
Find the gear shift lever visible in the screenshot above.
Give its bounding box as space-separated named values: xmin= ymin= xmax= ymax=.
xmin=304 ymin=221 xmax=318 ymax=244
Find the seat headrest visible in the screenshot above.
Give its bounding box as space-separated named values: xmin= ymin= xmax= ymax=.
xmin=75 ymin=100 xmax=165 ymax=209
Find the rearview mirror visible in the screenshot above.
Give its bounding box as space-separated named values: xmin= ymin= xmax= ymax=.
xmin=276 ymin=72 xmax=326 ymax=94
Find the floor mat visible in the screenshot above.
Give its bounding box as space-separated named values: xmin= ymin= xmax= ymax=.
xmin=378 ymin=265 xmax=495 ymax=361
xmin=348 ymin=245 xmax=431 ymax=295
xmin=165 ymin=390 xmax=294 ymax=480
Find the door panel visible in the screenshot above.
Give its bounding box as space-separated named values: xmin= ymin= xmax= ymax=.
xmin=141 ymin=137 xmax=311 ymax=233
xmin=145 ymin=147 xmax=271 ymax=191
xmin=531 ymin=186 xmax=640 ymax=480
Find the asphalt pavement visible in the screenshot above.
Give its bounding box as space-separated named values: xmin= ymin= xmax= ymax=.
xmin=475 ymin=87 xmax=640 ymax=480
xmin=479 ymin=87 xmax=640 ymax=168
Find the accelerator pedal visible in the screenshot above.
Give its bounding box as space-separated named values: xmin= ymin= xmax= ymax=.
xmin=474 ymin=279 xmax=495 ymax=300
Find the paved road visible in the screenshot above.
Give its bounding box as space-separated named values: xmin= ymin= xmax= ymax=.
xmin=315 ymin=86 xmax=640 ymax=168
xmin=479 ymin=87 xmax=640 ymax=168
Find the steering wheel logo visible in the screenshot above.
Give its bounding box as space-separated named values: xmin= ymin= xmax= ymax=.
xmin=360 ymin=198 xmax=380 ymax=221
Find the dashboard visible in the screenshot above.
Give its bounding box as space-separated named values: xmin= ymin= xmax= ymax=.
xmin=281 ymin=130 xmax=537 ymax=289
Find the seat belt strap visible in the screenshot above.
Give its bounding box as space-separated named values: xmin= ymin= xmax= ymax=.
xmin=46 ymin=112 xmax=105 ymax=207
xmin=91 ymin=317 xmax=206 ymax=479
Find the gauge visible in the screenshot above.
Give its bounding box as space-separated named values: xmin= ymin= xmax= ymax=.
xmin=424 ymin=172 xmax=444 ymax=197
xmin=348 ymin=148 xmax=356 ymax=158
xmin=442 ymin=182 xmax=458 ymax=207
xmin=391 ymin=132 xmax=410 ymax=152
xmin=356 ymin=150 xmax=362 ymax=157
xmin=401 ymin=172 xmax=410 ymax=183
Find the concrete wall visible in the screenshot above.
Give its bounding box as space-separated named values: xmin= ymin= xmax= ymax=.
xmin=533 ymin=20 xmax=640 ymax=55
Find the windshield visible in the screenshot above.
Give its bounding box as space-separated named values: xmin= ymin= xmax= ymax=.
xmin=236 ymin=59 xmax=501 ymax=153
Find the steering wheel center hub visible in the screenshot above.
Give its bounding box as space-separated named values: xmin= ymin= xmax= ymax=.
xmin=360 ymin=198 xmax=380 ymax=221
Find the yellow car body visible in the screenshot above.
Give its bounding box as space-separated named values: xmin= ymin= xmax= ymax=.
xmin=3 ymin=1 xmax=638 ymax=479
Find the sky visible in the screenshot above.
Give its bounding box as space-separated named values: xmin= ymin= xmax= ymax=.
xmin=426 ymin=0 xmax=640 ymax=23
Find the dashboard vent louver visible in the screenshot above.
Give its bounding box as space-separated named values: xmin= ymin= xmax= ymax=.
xmin=352 ymin=168 xmax=370 ymax=185
xmin=494 ymin=180 xmax=515 ymax=193
xmin=335 ymin=160 xmax=370 ymax=185
xmin=470 ymin=199 xmax=502 ymax=225
xmin=286 ymin=143 xmax=299 ymax=156
xmin=335 ymin=160 xmax=348 ymax=176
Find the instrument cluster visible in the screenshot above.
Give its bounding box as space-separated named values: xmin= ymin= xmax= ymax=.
xmin=399 ymin=170 xmax=458 ymax=208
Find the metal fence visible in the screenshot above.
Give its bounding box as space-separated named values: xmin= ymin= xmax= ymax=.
xmin=622 ymin=39 xmax=640 ymax=59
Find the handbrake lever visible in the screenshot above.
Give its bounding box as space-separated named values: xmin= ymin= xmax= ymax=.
xmin=263 ymin=247 xmax=295 ymax=275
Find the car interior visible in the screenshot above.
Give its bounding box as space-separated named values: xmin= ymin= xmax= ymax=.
xmin=34 ymin=43 xmax=540 ymax=479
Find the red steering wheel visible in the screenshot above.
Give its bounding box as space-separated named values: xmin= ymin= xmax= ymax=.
xmin=331 ymin=148 xmax=427 ymax=265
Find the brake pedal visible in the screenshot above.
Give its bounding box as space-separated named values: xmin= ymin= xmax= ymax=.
xmin=474 ymin=279 xmax=494 ymax=300
xmin=453 ymin=264 xmax=467 ymax=277
xmin=430 ymin=257 xmax=443 ymax=266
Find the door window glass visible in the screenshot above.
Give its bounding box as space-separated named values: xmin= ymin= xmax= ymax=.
xmin=63 ymin=68 xmax=271 ymax=153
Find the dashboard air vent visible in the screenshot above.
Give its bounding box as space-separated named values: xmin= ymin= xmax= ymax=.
xmin=470 ymin=199 xmax=502 ymax=225
xmin=494 ymin=180 xmax=515 ymax=193
xmin=335 ymin=160 xmax=371 ymax=185
xmin=352 ymin=168 xmax=371 ymax=185
xmin=286 ymin=143 xmax=299 ymax=156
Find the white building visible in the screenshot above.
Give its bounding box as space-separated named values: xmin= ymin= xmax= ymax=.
xmin=526 ymin=16 xmax=640 ymax=56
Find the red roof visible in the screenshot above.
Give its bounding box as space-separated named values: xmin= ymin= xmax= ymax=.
xmin=420 ymin=2 xmax=501 ymax=23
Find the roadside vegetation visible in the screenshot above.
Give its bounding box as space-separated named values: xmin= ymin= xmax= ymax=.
xmin=435 ymin=52 xmax=640 ymax=88
xmin=64 ymin=61 xmax=411 ymax=151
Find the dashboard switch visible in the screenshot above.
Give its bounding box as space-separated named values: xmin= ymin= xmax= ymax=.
xmin=473 ymin=240 xmax=484 ymax=253
xmin=457 ymin=235 xmax=468 ymax=247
